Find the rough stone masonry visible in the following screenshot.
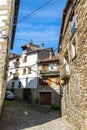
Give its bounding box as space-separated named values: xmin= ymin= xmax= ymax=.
xmin=58 ymin=0 xmax=87 ymax=130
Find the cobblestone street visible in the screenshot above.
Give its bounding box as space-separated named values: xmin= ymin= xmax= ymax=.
xmin=0 ymin=100 xmax=73 ymax=130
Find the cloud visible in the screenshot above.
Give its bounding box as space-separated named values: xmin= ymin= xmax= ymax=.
xmin=12 ymin=0 xmax=66 ymax=54
xmin=16 ymin=24 xmax=60 ymax=40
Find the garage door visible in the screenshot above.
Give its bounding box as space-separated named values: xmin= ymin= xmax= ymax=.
xmin=40 ymin=92 xmax=51 ymax=105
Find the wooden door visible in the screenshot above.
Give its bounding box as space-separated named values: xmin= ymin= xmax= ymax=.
xmin=40 ymin=92 xmax=51 ymax=105
xmin=23 ymin=88 xmax=32 ymax=101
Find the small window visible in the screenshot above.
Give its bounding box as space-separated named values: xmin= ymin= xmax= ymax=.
xmin=23 ymin=68 xmax=26 ymax=75
xmin=10 ymin=72 xmax=12 ymax=76
xmin=15 ymin=70 xmax=19 ymax=76
xmin=28 ymin=67 xmax=31 ymax=74
xmin=12 ymin=82 xmax=14 ymax=88
xmin=23 ymin=56 xmax=27 ymax=62
xmin=18 ymin=81 xmax=21 ymax=88
xmin=24 ymin=56 xmax=27 ymax=62
xmin=70 ymin=11 xmax=77 ymax=36
xmin=39 ymin=78 xmax=43 ymax=85
xmin=72 ymin=40 xmax=76 ymax=59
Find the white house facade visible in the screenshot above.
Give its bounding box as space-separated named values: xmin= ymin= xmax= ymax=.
xmin=7 ymin=53 xmax=38 ymax=89
xmin=7 ymin=42 xmax=57 ymax=102
xmin=7 ymin=42 xmax=39 ymax=101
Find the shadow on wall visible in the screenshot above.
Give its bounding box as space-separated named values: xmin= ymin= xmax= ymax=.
xmin=7 ymin=76 xmax=61 ymax=107
xmin=6 ymin=76 xmax=38 ymax=102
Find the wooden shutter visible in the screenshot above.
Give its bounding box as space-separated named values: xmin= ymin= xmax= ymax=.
xmin=56 ymin=77 xmax=60 ymax=85
xmin=47 ymin=78 xmax=51 ymax=85
xmin=28 ymin=67 xmax=31 ymax=74
xmin=23 ymin=68 xmax=26 ymax=75
xmin=15 ymin=70 xmax=19 ymax=76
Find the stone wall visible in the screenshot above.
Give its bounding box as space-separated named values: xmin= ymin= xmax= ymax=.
xmin=0 ymin=0 xmax=13 ymax=115
xmin=38 ymin=78 xmax=60 ymax=104
xmin=59 ymin=0 xmax=87 ymax=130
xmin=37 ymin=64 xmax=60 ymax=105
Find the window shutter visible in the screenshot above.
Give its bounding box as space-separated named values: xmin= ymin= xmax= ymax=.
xmin=56 ymin=77 xmax=60 ymax=85
xmin=47 ymin=78 xmax=51 ymax=85
xmin=15 ymin=70 xmax=19 ymax=76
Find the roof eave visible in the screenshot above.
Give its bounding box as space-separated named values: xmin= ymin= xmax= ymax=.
xmin=58 ymin=0 xmax=72 ymax=52
xmin=11 ymin=0 xmax=20 ymax=49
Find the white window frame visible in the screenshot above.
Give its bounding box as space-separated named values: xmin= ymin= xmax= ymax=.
xmin=71 ymin=40 xmax=76 ymax=59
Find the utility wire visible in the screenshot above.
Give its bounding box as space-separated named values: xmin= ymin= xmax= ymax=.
xmin=18 ymin=0 xmax=55 ymax=23
xmin=15 ymin=38 xmax=58 ymax=43
xmin=0 ymin=0 xmax=55 ymax=34
xmin=24 ymin=0 xmax=57 ymax=20
xmin=54 ymin=47 xmax=58 ymax=52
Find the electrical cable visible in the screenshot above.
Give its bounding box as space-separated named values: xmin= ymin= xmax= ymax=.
xmin=0 ymin=0 xmax=56 ymax=34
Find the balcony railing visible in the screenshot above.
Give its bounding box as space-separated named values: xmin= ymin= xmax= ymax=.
xmin=40 ymin=70 xmax=60 ymax=76
xmin=61 ymin=63 xmax=70 ymax=80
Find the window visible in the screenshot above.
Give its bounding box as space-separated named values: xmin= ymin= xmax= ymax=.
xmin=23 ymin=68 xmax=26 ymax=75
xmin=15 ymin=70 xmax=19 ymax=76
xmin=23 ymin=56 xmax=27 ymax=62
xmin=12 ymin=82 xmax=14 ymax=88
xmin=18 ymin=81 xmax=21 ymax=88
xmin=13 ymin=59 xmax=20 ymax=67
xmin=39 ymin=78 xmax=43 ymax=85
xmin=72 ymin=40 xmax=76 ymax=59
xmin=70 ymin=11 xmax=77 ymax=36
xmin=28 ymin=67 xmax=31 ymax=74
xmin=10 ymin=72 xmax=12 ymax=76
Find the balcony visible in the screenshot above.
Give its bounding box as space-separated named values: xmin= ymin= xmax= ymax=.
xmin=40 ymin=70 xmax=60 ymax=76
xmin=61 ymin=63 xmax=70 ymax=80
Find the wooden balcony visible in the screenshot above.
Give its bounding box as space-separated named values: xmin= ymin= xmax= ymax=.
xmin=61 ymin=63 xmax=70 ymax=80
xmin=40 ymin=70 xmax=60 ymax=76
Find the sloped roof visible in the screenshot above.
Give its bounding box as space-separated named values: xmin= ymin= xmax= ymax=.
xmin=58 ymin=0 xmax=72 ymax=50
xmin=38 ymin=54 xmax=60 ymax=63
xmin=9 ymin=53 xmax=20 ymax=60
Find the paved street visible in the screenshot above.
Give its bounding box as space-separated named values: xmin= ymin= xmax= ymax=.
xmin=0 ymin=101 xmax=73 ymax=130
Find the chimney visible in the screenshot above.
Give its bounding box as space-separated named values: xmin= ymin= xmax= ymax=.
xmin=42 ymin=43 xmax=44 ymax=49
xmin=49 ymin=51 xmax=52 ymax=59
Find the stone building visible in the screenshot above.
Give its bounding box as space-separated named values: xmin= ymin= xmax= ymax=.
xmin=0 ymin=0 xmax=20 ymax=114
xmin=37 ymin=54 xmax=60 ymax=105
xmin=58 ymin=0 xmax=87 ymax=130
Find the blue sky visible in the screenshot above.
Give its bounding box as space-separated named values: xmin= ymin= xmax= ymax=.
xmin=11 ymin=0 xmax=66 ymax=54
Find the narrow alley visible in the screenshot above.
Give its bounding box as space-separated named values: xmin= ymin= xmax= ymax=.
xmin=0 ymin=100 xmax=73 ymax=130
